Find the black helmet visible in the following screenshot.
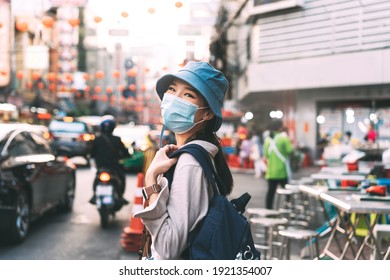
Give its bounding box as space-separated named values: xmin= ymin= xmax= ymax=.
xmin=100 ymin=118 xmax=116 ymax=134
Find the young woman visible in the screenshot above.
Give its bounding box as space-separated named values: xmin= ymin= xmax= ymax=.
xmin=133 ymin=61 xmax=233 ymax=259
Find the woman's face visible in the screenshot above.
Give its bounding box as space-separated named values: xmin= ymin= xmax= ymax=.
xmin=164 ymin=78 xmax=214 ymax=135
xmin=165 ymin=78 xmax=206 ymax=108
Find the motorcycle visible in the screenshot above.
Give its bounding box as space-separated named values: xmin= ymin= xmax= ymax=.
xmin=93 ymin=168 xmax=124 ymax=228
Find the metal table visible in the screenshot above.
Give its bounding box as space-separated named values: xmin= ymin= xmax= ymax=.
xmin=311 ymin=173 xmax=366 ymax=181
xmin=319 ymin=192 xmax=390 ymax=259
xmin=298 ymin=185 xmax=361 ymax=259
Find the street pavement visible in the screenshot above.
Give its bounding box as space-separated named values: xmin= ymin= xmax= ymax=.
xmin=118 ymin=165 xmax=349 ymax=260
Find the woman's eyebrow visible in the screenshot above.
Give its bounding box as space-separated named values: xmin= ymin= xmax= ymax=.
xmin=184 ymin=85 xmax=199 ymax=95
xmin=170 ymin=81 xmax=199 ymax=95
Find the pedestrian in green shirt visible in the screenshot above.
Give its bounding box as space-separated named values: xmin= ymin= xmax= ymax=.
xmin=263 ymin=120 xmax=293 ymax=209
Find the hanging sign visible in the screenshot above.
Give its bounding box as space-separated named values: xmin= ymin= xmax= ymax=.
xmin=24 ymin=45 xmax=49 ymax=70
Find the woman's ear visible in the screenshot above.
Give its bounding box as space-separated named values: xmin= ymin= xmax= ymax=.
xmin=203 ymin=110 xmax=215 ymax=121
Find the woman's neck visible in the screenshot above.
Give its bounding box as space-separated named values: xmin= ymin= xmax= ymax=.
xmin=176 ymin=133 xmax=196 ymax=147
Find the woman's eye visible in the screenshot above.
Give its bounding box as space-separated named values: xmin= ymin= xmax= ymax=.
xmin=167 ymin=86 xmax=175 ymax=92
xmin=184 ymin=92 xmax=195 ymax=99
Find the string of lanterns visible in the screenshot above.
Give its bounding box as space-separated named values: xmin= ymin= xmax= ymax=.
xmin=3 ymin=1 xmax=185 ymax=112
xmin=14 ymin=68 xmax=152 ymax=109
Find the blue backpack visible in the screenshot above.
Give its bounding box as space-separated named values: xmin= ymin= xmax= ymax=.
xmin=167 ymin=144 xmax=260 ymax=260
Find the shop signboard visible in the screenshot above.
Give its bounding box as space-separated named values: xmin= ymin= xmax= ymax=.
xmin=319 ymin=108 xmax=342 ymax=138
xmin=24 ymin=45 xmax=49 ymax=70
xmin=377 ymin=108 xmax=390 ymax=138
xmin=49 ymin=0 xmax=86 ymax=7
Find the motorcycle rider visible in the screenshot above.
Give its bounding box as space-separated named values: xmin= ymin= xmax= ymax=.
xmin=89 ymin=116 xmax=130 ymax=205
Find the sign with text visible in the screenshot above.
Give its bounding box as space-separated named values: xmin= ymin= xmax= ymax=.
xmin=24 ymin=45 xmax=49 ymax=70
xmin=50 ymin=0 xmax=86 ymax=7
xmin=109 ymin=29 xmax=129 ymax=36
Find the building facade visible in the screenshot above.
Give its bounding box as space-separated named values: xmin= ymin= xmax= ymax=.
xmin=220 ymin=0 xmax=390 ymax=159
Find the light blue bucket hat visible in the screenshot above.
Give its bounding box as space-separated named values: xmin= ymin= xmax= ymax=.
xmin=156 ymin=61 xmax=228 ymax=132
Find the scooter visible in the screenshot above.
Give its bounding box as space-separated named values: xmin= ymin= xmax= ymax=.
xmin=93 ymin=168 xmax=124 ymax=228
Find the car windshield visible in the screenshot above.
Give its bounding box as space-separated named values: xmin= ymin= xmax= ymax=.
xmin=49 ymin=121 xmax=87 ymax=133
xmin=0 ymin=137 xmax=7 ymax=153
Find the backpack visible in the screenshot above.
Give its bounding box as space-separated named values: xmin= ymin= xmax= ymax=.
xmin=167 ymin=143 xmax=261 ymax=260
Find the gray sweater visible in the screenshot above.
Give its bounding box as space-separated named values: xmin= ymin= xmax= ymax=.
xmin=133 ymin=140 xmax=217 ymax=259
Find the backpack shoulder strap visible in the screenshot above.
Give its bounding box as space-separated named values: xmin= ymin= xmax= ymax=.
xmin=167 ymin=143 xmax=227 ymax=195
xmin=268 ymin=137 xmax=286 ymax=163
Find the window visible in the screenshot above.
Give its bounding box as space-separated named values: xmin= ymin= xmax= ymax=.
xmin=7 ymin=133 xmax=36 ymax=157
xmin=29 ymin=132 xmax=52 ymax=154
xmin=49 ymin=120 xmax=87 ymax=133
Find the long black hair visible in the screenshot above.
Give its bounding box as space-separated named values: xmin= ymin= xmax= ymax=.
xmin=188 ymin=126 xmax=234 ymax=195
xmin=269 ymin=119 xmax=283 ymax=139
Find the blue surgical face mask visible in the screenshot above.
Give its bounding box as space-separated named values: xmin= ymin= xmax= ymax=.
xmin=161 ymin=94 xmax=209 ymax=134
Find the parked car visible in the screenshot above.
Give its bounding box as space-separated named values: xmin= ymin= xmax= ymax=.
xmin=48 ymin=117 xmax=95 ymax=166
xmin=0 ymin=124 xmax=76 ymax=243
xmin=0 ymin=123 xmax=49 ymax=140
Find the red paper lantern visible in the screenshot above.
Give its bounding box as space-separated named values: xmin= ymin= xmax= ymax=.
xmin=127 ymin=69 xmax=136 ymax=77
xmin=82 ymin=73 xmax=89 ymax=80
xmin=47 ymin=72 xmax=56 ymax=81
xmin=129 ymin=84 xmax=136 ymax=91
xmin=95 ymin=71 xmax=104 ymax=79
xmin=106 ymin=86 xmax=113 ymax=93
xmin=49 ymin=83 xmax=56 ymax=91
xmin=16 ymin=70 xmax=24 ymax=80
xmin=67 ymin=18 xmax=80 ymax=27
xmin=175 ymin=1 xmax=183 ymax=8
xmin=26 ymin=81 xmax=33 ymax=89
xmin=94 ymin=85 xmax=102 ymax=93
xmin=112 ymin=70 xmax=120 ymax=79
xmin=147 ymin=7 xmax=155 ymax=14
xmin=84 ymin=85 xmax=90 ymax=92
xmin=42 ymin=16 xmax=54 ymax=28
xmin=94 ymin=16 xmax=102 ymax=23
xmin=117 ymin=85 xmax=124 ymax=92
xmin=64 ymin=73 xmax=73 ymax=81
xmin=32 ymin=72 xmax=41 ymax=81
xmin=0 ymin=22 xmax=3 ymax=29
xmin=16 ymin=22 xmax=28 ymax=32
xmin=37 ymin=82 xmax=44 ymax=89
xmin=121 ymin=12 xmax=128 ymax=18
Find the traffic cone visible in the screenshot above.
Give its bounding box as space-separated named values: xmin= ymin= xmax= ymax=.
xmin=120 ymin=172 xmax=145 ymax=252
